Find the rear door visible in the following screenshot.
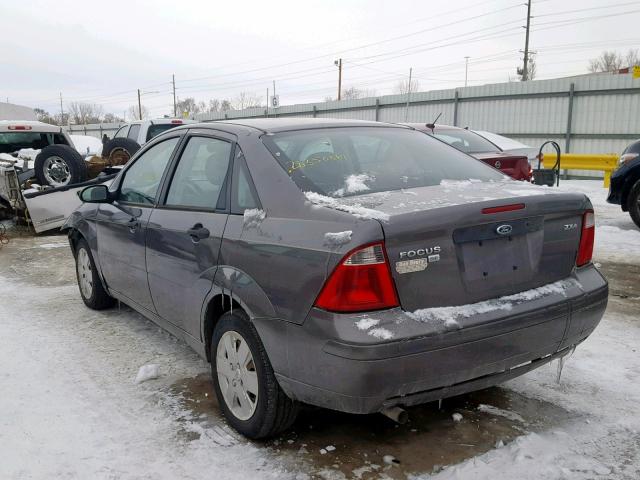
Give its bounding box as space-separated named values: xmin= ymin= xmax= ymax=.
xmin=145 ymin=131 xmax=234 ymax=335
xmin=97 ymin=135 xmax=182 ymax=312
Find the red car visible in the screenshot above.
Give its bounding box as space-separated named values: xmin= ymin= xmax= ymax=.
xmin=406 ymin=124 xmax=532 ymax=181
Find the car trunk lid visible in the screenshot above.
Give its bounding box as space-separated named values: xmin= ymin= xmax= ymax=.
xmin=338 ymin=181 xmax=588 ymax=312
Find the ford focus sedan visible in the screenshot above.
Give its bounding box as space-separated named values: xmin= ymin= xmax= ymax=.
xmin=64 ymin=119 xmax=607 ymax=439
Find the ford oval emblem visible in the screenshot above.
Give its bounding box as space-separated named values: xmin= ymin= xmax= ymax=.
xmin=496 ymin=224 xmax=513 ymax=235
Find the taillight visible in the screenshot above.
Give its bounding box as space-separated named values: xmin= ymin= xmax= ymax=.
xmin=171 ymin=120 xmax=183 ymax=124
xmin=314 ymin=242 xmax=399 ymax=313
xmin=8 ymin=125 xmax=32 ymax=130
xmin=576 ymin=210 xmax=595 ymax=267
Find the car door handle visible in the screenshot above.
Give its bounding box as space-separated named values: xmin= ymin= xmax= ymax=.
xmin=187 ymin=223 xmax=210 ymax=241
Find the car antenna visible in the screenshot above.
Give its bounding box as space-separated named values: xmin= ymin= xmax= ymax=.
xmin=425 ymin=112 xmax=442 ymax=131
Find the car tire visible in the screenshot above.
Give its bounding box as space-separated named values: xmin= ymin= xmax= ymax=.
xmin=34 ymin=145 xmax=88 ymax=187
xmin=75 ymin=238 xmax=115 ymax=310
xmin=101 ymin=138 xmax=140 ymax=165
xmin=627 ymin=179 xmax=640 ymax=229
xmin=211 ymin=310 xmax=298 ymax=439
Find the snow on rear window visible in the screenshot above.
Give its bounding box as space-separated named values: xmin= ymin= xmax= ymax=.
xmin=262 ymin=127 xmax=504 ymax=199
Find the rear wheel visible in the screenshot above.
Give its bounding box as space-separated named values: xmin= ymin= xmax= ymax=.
xmin=75 ymin=238 xmax=115 ymax=310
xmin=627 ymin=180 xmax=640 ymax=229
xmin=211 ymin=310 xmax=298 ymax=439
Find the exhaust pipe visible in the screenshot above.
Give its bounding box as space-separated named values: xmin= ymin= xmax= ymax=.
xmin=381 ymin=406 xmax=408 ymax=424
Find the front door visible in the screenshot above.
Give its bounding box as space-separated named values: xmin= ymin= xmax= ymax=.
xmin=97 ymin=136 xmax=181 ymax=312
xmin=146 ymin=134 xmax=234 ymax=336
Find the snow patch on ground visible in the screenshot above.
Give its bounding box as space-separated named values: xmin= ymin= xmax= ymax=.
xmin=452 ymin=413 xmax=463 ymax=423
xmin=134 ymin=364 xmax=160 ymax=384
xmin=324 ymin=230 xmax=352 ymax=247
xmin=478 ymin=404 xmax=526 ymax=424
xmin=39 ymin=242 xmax=69 ymax=249
xmin=305 ymin=191 xmax=390 ymax=222
xmin=333 ymin=174 xmax=372 ymax=197
xmin=407 ymin=279 xmax=577 ymax=325
xmin=243 ymin=208 xmax=266 ymax=228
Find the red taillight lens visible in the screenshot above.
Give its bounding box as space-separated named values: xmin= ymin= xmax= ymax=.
xmin=576 ymin=210 xmax=595 ymax=267
xmin=171 ymin=120 xmax=183 ymax=124
xmin=315 ymin=243 xmax=399 ymax=313
xmin=8 ymin=125 xmax=32 ymax=130
xmin=482 ymin=203 xmax=525 ymax=214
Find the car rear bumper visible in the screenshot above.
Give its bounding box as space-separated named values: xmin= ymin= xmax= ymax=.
xmin=255 ymin=265 xmax=607 ymax=415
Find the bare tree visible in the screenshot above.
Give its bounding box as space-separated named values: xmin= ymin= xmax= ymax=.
xmin=176 ymin=97 xmax=201 ymax=117
xmin=102 ymin=113 xmax=124 ymax=123
xmin=626 ymin=49 xmax=640 ymax=68
xmin=339 ymin=86 xmax=376 ymax=100
xmin=220 ymin=99 xmax=233 ymax=111
xmin=589 ymin=50 xmax=624 ymax=73
xmin=394 ymin=78 xmax=421 ymax=95
xmin=68 ymin=102 xmax=104 ymax=124
xmin=517 ymin=53 xmax=537 ymax=81
xmin=33 ymin=108 xmax=57 ymax=125
xmin=127 ymin=104 xmax=149 ymax=121
xmin=231 ymin=92 xmax=262 ymax=110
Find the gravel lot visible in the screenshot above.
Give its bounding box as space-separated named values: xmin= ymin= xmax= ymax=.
xmin=1 ymin=180 xmax=639 ymax=480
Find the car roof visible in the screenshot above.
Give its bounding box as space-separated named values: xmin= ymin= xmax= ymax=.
xmin=193 ymin=118 xmax=410 ymax=134
xmin=127 ymin=118 xmax=197 ymax=125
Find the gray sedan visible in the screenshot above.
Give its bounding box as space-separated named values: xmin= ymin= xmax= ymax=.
xmin=64 ymin=119 xmax=607 ymax=439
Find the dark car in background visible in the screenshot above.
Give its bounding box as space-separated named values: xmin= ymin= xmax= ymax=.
xmin=406 ymin=123 xmax=532 ymax=181
xmin=607 ymin=138 xmax=640 ymax=228
xmin=64 ymin=119 xmax=607 ymax=439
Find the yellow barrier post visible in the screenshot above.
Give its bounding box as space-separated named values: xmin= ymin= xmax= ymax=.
xmin=550 ymin=154 xmax=619 ymax=188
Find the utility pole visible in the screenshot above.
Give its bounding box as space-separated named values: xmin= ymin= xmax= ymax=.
xmin=59 ymin=92 xmax=65 ymax=125
xmin=137 ymin=89 xmax=142 ymax=120
xmin=522 ymin=0 xmax=532 ymax=81
xmin=172 ymin=74 xmax=177 ymax=117
xmin=266 ymin=87 xmax=269 ymax=117
xmin=335 ymin=58 xmax=343 ymax=101
xmin=404 ymin=67 xmax=413 ymax=121
xmin=464 ymin=57 xmax=470 ymax=87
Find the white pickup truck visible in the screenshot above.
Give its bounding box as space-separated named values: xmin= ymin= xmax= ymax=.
xmin=0 ymin=118 xmax=193 ymax=232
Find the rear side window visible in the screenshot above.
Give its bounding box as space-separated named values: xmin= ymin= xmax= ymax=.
xmin=127 ymin=124 xmax=141 ymax=141
xmin=430 ymin=129 xmax=499 ymax=154
xmin=165 ymin=137 xmax=232 ymax=210
xmin=262 ymin=127 xmax=505 ymax=198
xmin=231 ymin=152 xmax=260 ymax=213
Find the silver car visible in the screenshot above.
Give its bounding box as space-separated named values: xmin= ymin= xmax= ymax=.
xmin=64 ymin=119 xmax=607 ymax=438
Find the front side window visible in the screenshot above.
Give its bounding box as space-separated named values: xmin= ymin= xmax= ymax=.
xmin=165 ymin=136 xmax=232 ymax=210
xmin=262 ymin=127 xmax=505 ymax=198
xmin=118 ymin=137 xmax=179 ymax=204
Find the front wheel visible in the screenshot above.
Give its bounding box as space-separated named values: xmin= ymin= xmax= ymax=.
xmin=75 ymin=238 xmax=115 ymax=310
xmin=627 ymin=180 xmax=640 ymax=229
xmin=211 ymin=311 xmax=298 ymax=439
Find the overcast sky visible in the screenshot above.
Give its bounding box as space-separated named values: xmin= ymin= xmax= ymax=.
xmin=2 ymin=0 xmax=639 ymax=119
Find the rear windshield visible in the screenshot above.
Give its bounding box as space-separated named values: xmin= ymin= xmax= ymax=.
xmin=0 ymin=132 xmax=69 ymax=154
xmin=429 ymin=128 xmax=499 ymax=154
xmin=146 ymin=123 xmax=182 ymax=142
xmin=262 ymin=127 xmax=505 ymax=198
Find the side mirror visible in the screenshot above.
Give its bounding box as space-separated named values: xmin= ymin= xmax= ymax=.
xmin=79 ymin=185 xmax=111 ymax=203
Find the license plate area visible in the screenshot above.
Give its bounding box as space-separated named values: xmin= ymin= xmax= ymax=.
xmin=453 ymin=217 xmax=544 ymax=294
